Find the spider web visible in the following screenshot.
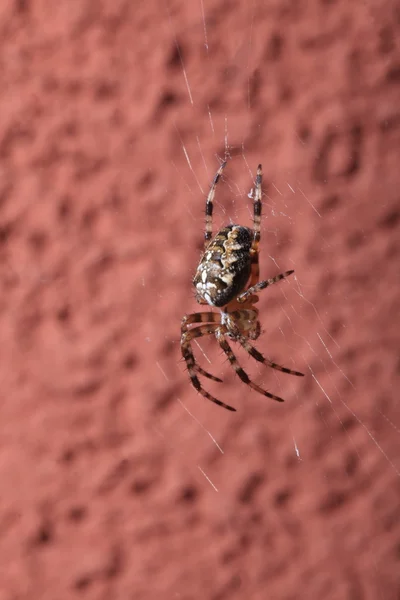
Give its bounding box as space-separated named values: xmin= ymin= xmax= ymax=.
xmin=1 ymin=3 xmax=398 ymax=599
xmin=159 ymin=0 xmax=400 ymax=482
xmin=142 ymin=1 xmax=399 ymax=596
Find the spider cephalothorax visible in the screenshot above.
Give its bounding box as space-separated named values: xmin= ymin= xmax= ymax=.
xmin=181 ymin=162 xmax=304 ymax=411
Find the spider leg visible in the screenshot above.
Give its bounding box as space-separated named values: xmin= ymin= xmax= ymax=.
xmin=204 ymin=160 xmax=227 ymax=249
xmin=181 ymin=312 xmax=221 ymax=327
xmin=196 ymin=297 xmax=211 ymax=305
xmin=181 ymin=312 xmax=223 ymax=381
xmin=215 ymin=327 xmax=285 ymax=403
xmin=181 ymin=323 xmax=236 ymax=411
xmin=238 ymin=270 xmax=294 ymax=304
xmin=247 ymin=163 xmax=262 ymax=288
xmin=192 ymin=364 xmax=223 ymax=383
xmin=236 ymin=334 xmax=304 ymax=377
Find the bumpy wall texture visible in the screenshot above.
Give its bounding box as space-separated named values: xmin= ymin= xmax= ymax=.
xmin=0 ymin=1 xmax=399 ymax=599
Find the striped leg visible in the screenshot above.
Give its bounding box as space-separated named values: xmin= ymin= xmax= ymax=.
xmin=215 ymin=328 xmax=285 ymax=403
xmin=236 ymin=334 xmax=304 ymax=377
xmin=238 ymin=270 xmax=294 ymax=304
xmin=181 ymin=313 xmax=222 ymax=381
xmin=181 ymin=312 xmax=221 ymax=328
xmin=181 ymin=320 xmax=236 ymax=411
xmin=204 ymin=161 xmax=227 ymax=249
xmin=247 ymin=163 xmax=262 ymax=288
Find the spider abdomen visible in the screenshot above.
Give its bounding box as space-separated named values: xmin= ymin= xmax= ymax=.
xmin=193 ymin=225 xmax=252 ymax=307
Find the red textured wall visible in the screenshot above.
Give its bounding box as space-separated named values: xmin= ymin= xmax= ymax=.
xmin=0 ymin=1 xmax=399 ymax=599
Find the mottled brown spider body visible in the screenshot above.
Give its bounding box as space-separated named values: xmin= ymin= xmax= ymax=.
xmin=181 ymin=162 xmax=304 ymax=412
xmin=193 ymin=225 xmax=253 ymax=308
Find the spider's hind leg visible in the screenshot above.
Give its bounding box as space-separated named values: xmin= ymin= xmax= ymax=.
xmin=204 ymin=160 xmax=227 ymax=249
xmin=238 ymin=270 xmax=295 ymax=304
xmin=248 ymin=163 xmax=262 ymax=288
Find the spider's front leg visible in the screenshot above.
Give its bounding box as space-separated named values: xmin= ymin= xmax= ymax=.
xmin=181 ymin=314 xmax=237 ymax=411
xmin=181 ymin=313 xmax=222 ymax=382
xmin=224 ymin=307 xmax=261 ymax=341
xmin=215 ymin=327 xmax=286 ymax=403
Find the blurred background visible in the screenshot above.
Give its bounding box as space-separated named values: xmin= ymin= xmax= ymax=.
xmin=0 ymin=1 xmax=399 ymax=598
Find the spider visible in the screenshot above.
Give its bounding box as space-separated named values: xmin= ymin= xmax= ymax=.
xmin=181 ymin=161 xmax=304 ymax=412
